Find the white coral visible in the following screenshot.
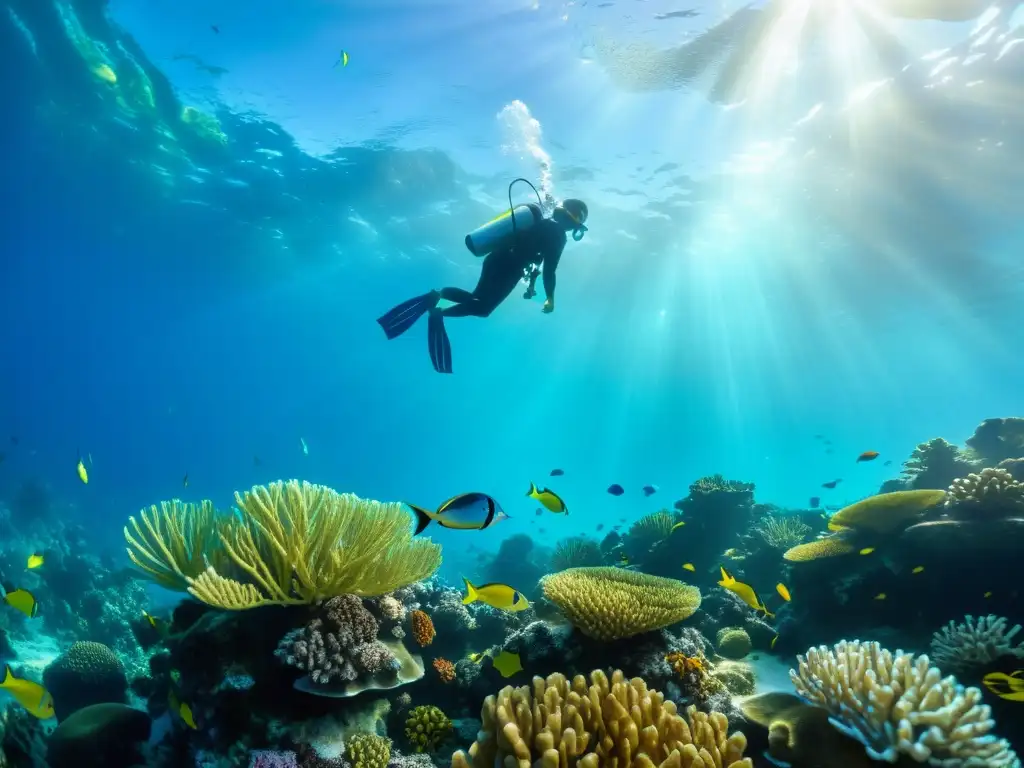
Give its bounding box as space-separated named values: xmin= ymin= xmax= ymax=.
xmin=931 ymin=615 xmax=1024 ymax=673
xmin=790 ymin=639 xmax=1019 ymax=768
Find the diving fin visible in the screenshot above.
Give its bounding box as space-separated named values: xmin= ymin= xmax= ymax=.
xmin=428 ymin=309 xmax=452 ymax=374
xmin=377 ymin=291 xmax=440 ymax=340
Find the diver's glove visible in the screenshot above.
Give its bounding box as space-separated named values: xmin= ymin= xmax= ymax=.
xmin=523 ymin=287 xmax=536 ymax=300
xmin=542 ymin=299 xmax=554 ymax=313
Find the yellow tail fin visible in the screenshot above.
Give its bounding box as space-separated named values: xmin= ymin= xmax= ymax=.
xmin=462 ymin=578 xmax=478 ymax=605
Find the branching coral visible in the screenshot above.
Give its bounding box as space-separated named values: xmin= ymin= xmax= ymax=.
xmin=410 ymin=610 xmax=435 ymax=646
xmin=450 ymin=668 xmax=752 ymax=768
xmin=790 ymin=640 xmax=1019 ymax=767
xmin=127 ymin=481 xmax=442 ymax=609
xmin=123 ymin=500 xmax=220 ymax=591
xmin=552 ymin=536 xmax=605 ymax=571
xmin=930 ymin=615 xmax=1024 ymax=673
xmin=275 ymin=595 xmax=397 ymax=685
xmin=947 ymin=468 xmax=1024 ymax=516
xmin=753 ymin=515 xmax=810 ymax=550
xmin=433 ymin=658 xmax=456 ymax=683
xmin=541 ymin=567 xmax=701 ymax=641
xmin=900 ymin=438 xmax=980 ymax=491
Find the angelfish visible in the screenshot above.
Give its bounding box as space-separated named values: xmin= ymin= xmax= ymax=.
xmin=407 ymin=493 xmax=508 ymax=535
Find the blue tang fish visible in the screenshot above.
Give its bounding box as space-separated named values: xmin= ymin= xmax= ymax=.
xmin=408 ymin=493 xmax=508 ymax=535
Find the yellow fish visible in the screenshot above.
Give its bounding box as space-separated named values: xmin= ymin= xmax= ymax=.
xmin=26 ymin=553 xmax=44 ymax=570
xmin=92 ymin=64 xmax=117 ymax=84
xmin=77 ymin=459 xmax=89 ymax=484
xmin=723 ymin=548 xmax=740 ymax=558
xmin=143 ymin=610 xmax=169 ymax=636
xmin=168 ymin=689 xmax=197 ymax=729
xmin=491 ymin=651 xmax=523 ymax=679
xmin=776 ymin=583 xmax=791 ymax=602
xmin=335 ymin=50 xmax=350 ymax=68
xmin=912 ymin=566 xmax=925 ymax=574
xmin=983 ymin=671 xmax=1024 ymax=701
xmin=874 ymin=593 xmax=886 ymax=601
xmin=527 ymin=483 xmax=568 ymax=514
xmin=670 ymin=521 xmax=686 ymax=533
xmin=0 ymin=667 xmax=53 ymax=719
xmin=859 ymin=547 xmax=875 ymax=555
xmin=682 ymin=563 xmax=695 ymax=572
xmin=467 ymin=651 xmax=489 ymax=663
xmin=771 ymin=635 xmax=779 ymax=650
xmin=3 ymin=587 xmax=38 ymax=618
xmin=984 ymin=591 xmax=993 ymax=598
xmin=462 ymin=579 xmax=530 ymax=612
xmin=718 ymin=567 xmax=772 ymax=618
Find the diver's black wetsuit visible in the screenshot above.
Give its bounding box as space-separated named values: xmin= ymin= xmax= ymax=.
xmin=438 ymin=217 xmax=567 ymax=317
xmin=376 ymin=216 xmax=568 ymax=374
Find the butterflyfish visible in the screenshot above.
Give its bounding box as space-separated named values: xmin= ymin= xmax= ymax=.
xmin=26 ymin=553 xmax=44 ymax=570
xmin=3 ymin=586 xmax=38 ymax=618
xmin=983 ymin=671 xmax=1024 ymax=701
xmin=528 ymin=483 xmax=568 ymax=514
xmin=682 ymin=563 xmax=695 ymax=572
xmin=77 ymin=458 xmax=89 ymax=484
xmin=491 ymin=651 xmax=522 ymax=679
xmin=857 ymin=451 xmax=880 ymax=462
xmin=467 ymin=651 xmax=489 ymax=663
xmin=408 ymin=493 xmax=508 ymax=534
xmin=718 ymin=567 xmax=771 ymax=616
xmin=143 ymin=610 xmax=169 ymax=636
xmin=169 ymin=689 xmax=197 ymax=728
xmin=912 ymin=566 xmax=925 ymax=574
xmin=776 ymin=583 xmax=791 ymax=602
xmin=0 ymin=666 xmax=54 ymax=719
xmin=462 ymin=579 xmax=530 ymax=612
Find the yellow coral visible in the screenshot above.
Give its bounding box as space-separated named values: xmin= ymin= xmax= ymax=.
xmin=123 ymin=500 xmax=221 ymax=591
xmin=405 ymin=705 xmax=452 ymax=753
xmin=783 ymin=531 xmax=858 ymax=562
xmin=541 ymin=567 xmax=701 ymax=641
xmin=716 ymin=628 xmax=752 ymax=660
xmin=450 ymin=668 xmax=752 ymax=768
xmin=827 ymin=490 xmax=946 ymax=534
xmin=711 ymin=660 xmax=755 ymax=695
xmin=347 ymin=733 xmax=392 ymax=768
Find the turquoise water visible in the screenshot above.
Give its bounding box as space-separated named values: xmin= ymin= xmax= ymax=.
xmin=2 ymin=0 xmax=1022 ymax=601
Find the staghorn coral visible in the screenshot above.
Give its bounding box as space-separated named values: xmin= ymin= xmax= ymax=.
xmin=347 ymin=734 xmax=392 ymax=768
xmin=900 ymin=438 xmax=980 ymax=491
xmin=930 ymin=615 xmax=1024 ymax=673
xmin=753 ymin=515 xmax=811 ymax=550
xmin=433 ymin=658 xmax=456 ymax=683
xmin=450 ymin=668 xmax=752 ymax=768
xmin=123 ymin=499 xmax=220 ymax=591
xmin=275 ymin=595 xmax=396 ymax=685
xmin=405 ymin=705 xmax=451 ymax=753
xmin=827 ymin=490 xmax=947 ymax=534
xmin=790 ymin=639 xmax=1020 ymax=767
xmin=715 ymin=628 xmax=751 ymax=660
xmin=947 ymin=467 xmax=1024 ymax=516
xmin=541 ymin=567 xmax=701 ymax=641
xmin=129 ymin=480 xmax=442 ymax=609
xmin=410 ymin=610 xmax=435 ymax=647
xmin=552 ymin=536 xmax=605 ymax=571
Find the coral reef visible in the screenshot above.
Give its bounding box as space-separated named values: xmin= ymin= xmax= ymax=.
xmin=714 ymin=628 xmax=751 ymax=660
xmin=404 ymin=705 xmax=451 ymax=753
xmin=930 ymin=615 xmax=1024 ymax=673
xmin=43 ymin=641 xmax=128 ymax=722
xmin=432 ymin=658 xmax=455 ymax=683
xmin=125 ymin=481 xmax=442 ymax=609
xmin=899 ymin=437 xmax=980 ymax=491
xmin=965 ymin=418 xmax=1024 ymax=465
xmin=753 ymin=515 xmax=810 ymax=550
xmin=673 ymin=476 xmax=755 ymax=574
xmin=551 ymin=537 xmax=604 ymax=571
xmin=46 ymin=703 xmax=151 ymax=768
xmin=947 ymin=467 xmax=1024 ymax=516
xmin=541 ymin=567 xmax=701 ymax=641
xmin=709 ymin=661 xmax=754 ymax=696
xmin=790 ymin=640 xmax=1019 ymax=766
xmin=347 ymin=733 xmax=392 ymax=768
xmin=450 ymin=668 xmax=751 ymax=768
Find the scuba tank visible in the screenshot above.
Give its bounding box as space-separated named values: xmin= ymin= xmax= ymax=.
xmin=464 ymin=202 xmax=544 ymax=257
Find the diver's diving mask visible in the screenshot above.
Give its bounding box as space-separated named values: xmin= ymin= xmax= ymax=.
xmin=561 ymin=208 xmax=588 ymax=241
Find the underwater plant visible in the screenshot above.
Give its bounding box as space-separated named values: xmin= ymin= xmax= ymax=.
xmin=541 ymin=567 xmax=701 ymax=641
xmin=752 ymin=515 xmax=810 ymax=550
xmin=451 ymin=668 xmax=751 ymax=768
xmin=551 ymin=536 xmax=604 ymax=571
xmin=930 ymin=614 xmax=1024 ymax=673
xmin=123 ymin=499 xmax=220 ymax=591
xmin=789 ymin=640 xmax=1019 ymax=767
xmin=125 ymin=481 xmax=442 ymax=609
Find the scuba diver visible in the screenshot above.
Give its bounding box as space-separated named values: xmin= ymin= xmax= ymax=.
xmin=376 ymin=180 xmax=589 ymax=374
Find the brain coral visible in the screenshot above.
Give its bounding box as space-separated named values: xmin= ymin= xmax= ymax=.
xmin=451 ymin=668 xmax=751 ymax=768
xmin=541 ymin=567 xmax=700 ymax=641
xmin=715 ymin=628 xmax=752 ymax=660
xmin=43 ymin=641 xmax=128 ymax=722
